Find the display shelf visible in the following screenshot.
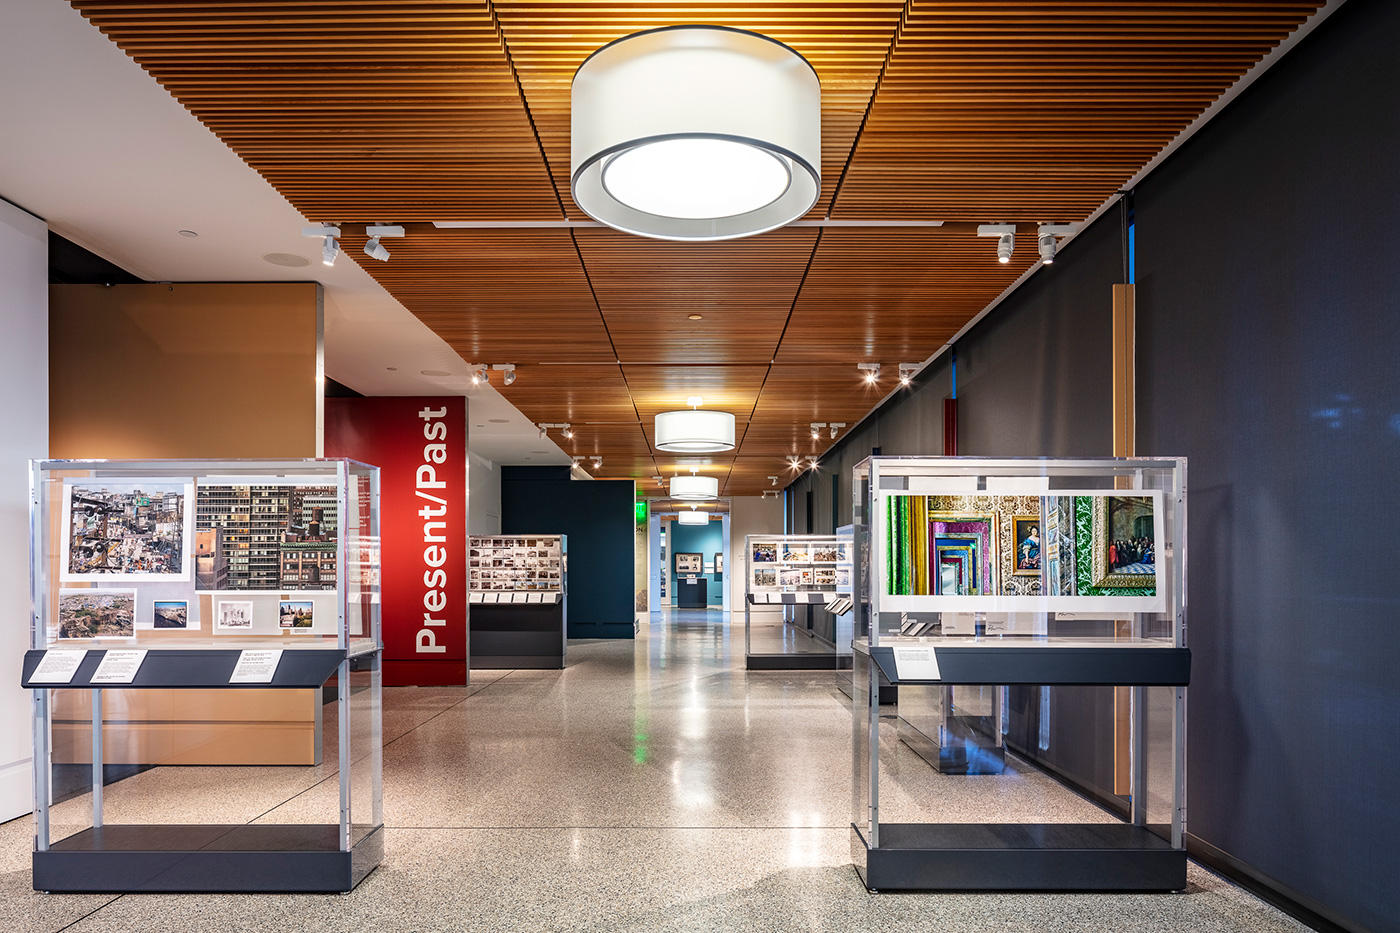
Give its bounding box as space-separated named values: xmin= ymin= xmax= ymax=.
xmin=468 ymin=534 xmax=567 ymax=668
xmin=24 ymin=458 xmax=383 ymax=894
xmin=851 ymin=456 xmax=1188 ymax=893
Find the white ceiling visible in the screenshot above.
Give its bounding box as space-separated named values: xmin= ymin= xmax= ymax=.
xmin=0 ymin=0 xmax=569 ymax=469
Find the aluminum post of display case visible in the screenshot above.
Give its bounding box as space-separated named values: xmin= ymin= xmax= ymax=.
xmin=850 ymin=456 xmax=1189 ymax=892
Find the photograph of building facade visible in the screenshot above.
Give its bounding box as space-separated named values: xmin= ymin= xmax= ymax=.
xmin=195 ymin=484 xmax=338 ymax=591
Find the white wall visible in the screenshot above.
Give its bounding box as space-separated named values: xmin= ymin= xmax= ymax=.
xmin=467 ymin=450 xmax=501 ymax=535
xmin=727 ymin=496 xmax=785 ymax=618
xmin=0 ymin=199 xmax=47 ymax=820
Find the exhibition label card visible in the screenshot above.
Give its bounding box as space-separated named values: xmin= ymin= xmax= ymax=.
xmin=891 ymin=646 xmax=941 ymax=682
xmin=91 ymin=649 xmax=148 ymax=684
xmin=229 ymin=649 xmax=283 ymax=684
xmin=30 ymin=649 xmax=88 ymax=684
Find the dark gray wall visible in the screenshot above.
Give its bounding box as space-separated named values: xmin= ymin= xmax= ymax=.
xmin=501 ymin=466 xmax=636 ymax=639
xmin=1134 ymin=2 xmax=1400 ymax=930
xmin=787 ymin=3 xmax=1399 ymax=929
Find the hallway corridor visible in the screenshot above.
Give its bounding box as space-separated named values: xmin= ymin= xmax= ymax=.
xmin=2 ymin=614 xmax=1306 ymax=932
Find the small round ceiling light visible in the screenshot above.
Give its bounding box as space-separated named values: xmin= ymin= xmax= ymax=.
xmin=178 ymin=229 xmax=198 ymax=238
xmin=572 ymin=25 xmax=821 ymax=242
xmin=669 ymin=474 xmax=719 ymax=501
xmin=677 ymin=509 xmax=708 ymax=525
xmin=263 ymin=252 xmax=311 ymax=268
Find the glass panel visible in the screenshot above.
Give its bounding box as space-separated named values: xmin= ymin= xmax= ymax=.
xmin=743 ymin=532 xmax=854 ymax=662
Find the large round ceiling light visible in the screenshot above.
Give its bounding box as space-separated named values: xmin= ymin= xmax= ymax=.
xmin=572 ymin=25 xmax=821 ymax=241
xmin=676 ymin=510 xmax=708 ymax=526
xmin=669 ymin=474 xmax=719 ymax=500
xmin=655 ymin=408 xmax=736 ymax=453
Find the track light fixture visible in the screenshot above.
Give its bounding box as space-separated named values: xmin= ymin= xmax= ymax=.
xmin=1036 ymin=224 xmax=1078 ymax=265
xmin=787 ymin=455 xmax=804 ymax=470
xmin=362 ymin=225 xmax=404 ymax=262
xmin=469 ymin=363 xmax=489 ymax=385
xmin=537 ymin=423 xmax=548 ymax=439
xmin=769 ymin=476 xmax=780 ymax=486
xmin=829 ymin=422 xmax=845 ymax=439
xmin=898 ymin=363 xmax=918 ymax=386
xmin=857 ymin=362 xmax=880 ymax=384
xmin=492 ymin=363 xmax=517 ymax=386
xmin=538 ymin=422 xmax=572 ymax=439
xmin=562 ymin=424 xmax=573 ymax=439
xmin=762 ymin=490 xmax=780 ymax=499
xmin=363 ymin=238 xmax=389 ymax=262
xmin=810 ymin=422 xmax=825 ymax=439
xmin=302 ymin=225 xmax=341 ymax=266
xmin=976 ymin=224 xmax=1016 ymax=264
xmin=592 ymin=457 xmax=603 ymax=470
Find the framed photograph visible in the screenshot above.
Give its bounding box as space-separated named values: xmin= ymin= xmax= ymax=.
xmin=1091 ymin=495 xmax=1158 ymax=588
xmin=782 ymin=546 xmax=810 ymax=563
xmin=714 ymin=552 xmax=723 ymax=574
xmin=676 ymin=553 xmax=702 ymax=574
xmin=1010 ymin=515 xmax=1043 ymax=577
xmin=195 ymin=479 xmax=339 ymax=592
xmin=58 ymin=589 xmax=136 ymax=639
xmin=216 ymin=600 xmax=254 ymax=631
xmin=62 ymin=480 xmax=194 ymax=582
xmin=751 ymin=543 xmax=777 ymax=564
xmin=752 ymin=568 xmax=777 ymax=588
xmin=813 ymin=546 xmax=842 ymax=563
xmin=279 ymin=599 xmax=314 ymax=629
xmin=152 ymin=599 xmax=189 ymax=629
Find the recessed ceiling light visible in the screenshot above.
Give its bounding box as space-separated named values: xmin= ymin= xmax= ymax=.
xmin=179 ymin=230 xmax=198 ymax=237
xmin=475 ymin=424 xmax=485 ymax=428
xmin=489 ymin=418 xmax=510 ymax=423
xmin=263 ymin=252 xmax=311 ymax=267
xmin=386 ymin=367 xmax=398 ymax=372
xmin=420 ymin=369 xmax=451 ymax=377
xmin=688 ymin=314 xmax=703 ymax=320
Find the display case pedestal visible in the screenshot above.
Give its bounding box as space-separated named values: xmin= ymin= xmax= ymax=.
xmin=470 ymin=598 xmax=565 ymax=669
xmin=35 ymin=824 xmax=383 ymax=894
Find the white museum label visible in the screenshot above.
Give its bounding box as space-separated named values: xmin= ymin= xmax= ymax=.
xmin=891 ymin=646 xmax=941 ymax=682
xmin=229 ymin=649 xmax=284 ymax=684
xmin=30 ymin=649 xmax=88 ymax=684
xmin=91 ymin=649 xmax=149 ymax=684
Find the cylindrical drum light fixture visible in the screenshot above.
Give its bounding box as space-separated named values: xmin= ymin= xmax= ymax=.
xmin=572 ymin=25 xmax=821 ymax=241
xmin=669 ymin=474 xmax=719 ymax=500
xmin=676 ymin=510 xmax=708 ymax=525
xmin=654 ymin=409 xmax=736 ymax=453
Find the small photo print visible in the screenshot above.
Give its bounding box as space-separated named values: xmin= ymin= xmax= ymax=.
xmin=59 ymin=589 xmax=135 ymax=639
xmin=752 ymin=544 xmax=777 ymax=563
xmin=153 ymin=599 xmax=189 ymax=629
xmin=217 ymin=600 xmax=254 ymax=630
xmin=753 ymin=568 xmax=777 ymax=588
xmin=279 ymin=600 xmax=314 ymax=629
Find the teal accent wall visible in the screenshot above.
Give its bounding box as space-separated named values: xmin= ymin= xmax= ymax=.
xmin=668 ymin=519 xmax=723 ymax=606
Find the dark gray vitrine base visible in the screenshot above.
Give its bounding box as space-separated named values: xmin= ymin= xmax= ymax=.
xmin=471 ymin=601 xmax=566 ymax=669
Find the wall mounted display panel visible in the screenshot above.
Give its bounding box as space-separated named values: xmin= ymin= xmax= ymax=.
xmin=24 ymin=458 xmax=383 ymax=892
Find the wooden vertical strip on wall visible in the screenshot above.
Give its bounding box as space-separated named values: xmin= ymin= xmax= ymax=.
xmin=1112 ymin=283 xmax=1137 ymax=795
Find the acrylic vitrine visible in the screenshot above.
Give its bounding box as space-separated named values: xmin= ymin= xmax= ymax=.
xmin=850 ymin=456 xmax=1188 ymax=891
xmin=743 ymin=533 xmax=854 ymax=670
xmin=22 ymin=458 xmax=383 ymax=893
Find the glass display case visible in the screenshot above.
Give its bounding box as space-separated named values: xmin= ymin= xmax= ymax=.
xmin=744 ymin=533 xmax=854 ymax=670
xmin=22 ymin=458 xmax=382 ymax=893
xmin=850 ymin=456 xmax=1188 ymax=891
xmin=467 ymin=534 xmax=567 ymax=668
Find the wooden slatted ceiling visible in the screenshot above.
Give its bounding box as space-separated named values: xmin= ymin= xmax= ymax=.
xmin=833 ymin=2 xmax=1323 ymax=218
xmin=69 ymin=1 xmax=1324 ymax=495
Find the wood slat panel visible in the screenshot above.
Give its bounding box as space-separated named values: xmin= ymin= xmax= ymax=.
xmin=831 ymin=1 xmax=1324 ymax=218
xmin=575 ymin=228 xmax=818 ymax=363
xmin=621 ymin=364 xmax=770 ymax=421
xmin=778 ymin=227 xmax=1036 ymax=364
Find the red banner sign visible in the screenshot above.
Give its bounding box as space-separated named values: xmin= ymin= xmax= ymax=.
xmin=325 ymin=397 xmax=467 ymax=686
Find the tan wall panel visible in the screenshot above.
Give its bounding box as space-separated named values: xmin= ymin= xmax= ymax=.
xmin=48 ymin=281 xmax=324 ymax=766
xmin=49 ymin=282 xmax=321 ymax=459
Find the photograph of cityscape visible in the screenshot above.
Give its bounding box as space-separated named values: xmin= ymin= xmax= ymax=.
xmin=58 ymin=590 xmax=135 ymax=639
xmin=62 ymin=481 xmax=191 ymax=581
xmin=217 ymin=601 xmax=253 ymax=630
xmin=279 ymin=600 xmax=314 ymax=629
xmin=153 ymin=600 xmax=188 ymax=629
xmin=196 ymin=483 xmax=339 ymax=592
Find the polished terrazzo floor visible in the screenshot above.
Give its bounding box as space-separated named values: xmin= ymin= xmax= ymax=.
xmin=2 ymin=611 xmax=1306 ymax=932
